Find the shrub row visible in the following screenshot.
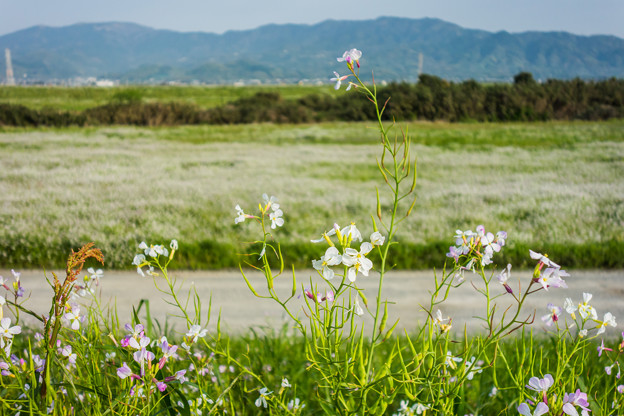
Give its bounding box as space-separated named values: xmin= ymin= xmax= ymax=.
xmin=1 ymin=74 xmax=623 ymax=127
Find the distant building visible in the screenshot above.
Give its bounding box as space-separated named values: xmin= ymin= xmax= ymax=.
xmin=5 ymin=48 xmax=16 ymax=86
xmin=95 ymin=79 xmax=116 ymax=87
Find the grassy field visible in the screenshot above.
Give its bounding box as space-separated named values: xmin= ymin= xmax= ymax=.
xmin=1 ymin=120 xmax=623 ymax=269
xmin=0 ymin=85 xmax=330 ymax=111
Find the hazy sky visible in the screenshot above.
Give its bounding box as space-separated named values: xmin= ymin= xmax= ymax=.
xmin=1 ymin=0 xmax=623 ymax=38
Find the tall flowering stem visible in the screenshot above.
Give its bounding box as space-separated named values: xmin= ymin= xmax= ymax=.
xmin=41 ymin=243 xmax=104 ymax=399
xmin=331 ymin=50 xmax=418 ymax=413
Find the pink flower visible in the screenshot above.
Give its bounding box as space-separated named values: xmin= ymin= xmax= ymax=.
xmin=541 ymin=303 xmax=562 ymax=326
xmin=0 ymin=361 xmax=10 ymax=376
xmin=303 ymin=287 xmax=334 ymax=303
xmin=496 ymin=264 xmax=513 ymax=294
xmin=562 ymin=389 xmax=591 ymax=416
xmin=526 ymin=374 xmax=554 ymax=404
xmin=117 ymin=362 xmax=133 ymax=379
xmin=597 ymin=339 xmax=613 ymax=357
xmin=164 ymin=369 xmax=188 ymax=384
xmin=446 ymin=246 xmax=460 ymax=262
xmin=158 ymin=338 xmax=178 ymax=369
xmin=337 ymin=48 xmax=362 ymax=68
xmin=526 ymin=374 xmax=554 ymax=393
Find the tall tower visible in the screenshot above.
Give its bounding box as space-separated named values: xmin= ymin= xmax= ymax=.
xmin=5 ymin=48 xmax=15 ymax=86
xmin=418 ymin=53 xmax=424 ymax=76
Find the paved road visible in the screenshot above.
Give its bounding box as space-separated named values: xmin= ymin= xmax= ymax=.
xmin=3 ymin=269 xmax=623 ymax=337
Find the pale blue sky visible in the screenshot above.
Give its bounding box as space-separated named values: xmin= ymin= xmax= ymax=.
xmin=1 ymin=0 xmax=623 ymax=38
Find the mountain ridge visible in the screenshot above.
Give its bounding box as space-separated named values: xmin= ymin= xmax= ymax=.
xmin=1 ymin=17 xmax=623 ymax=83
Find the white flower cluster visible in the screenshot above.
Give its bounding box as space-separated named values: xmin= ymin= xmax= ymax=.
xmin=556 ymin=292 xmax=616 ymax=336
xmin=311 ymin=223 xmax=385 ymax=283
xmin=234 ymin=193 xmax=284 ymax=229
xmin=448 ymin=225 xmax=507 ymax=267
xmin=529 ymin=250 xmax=569 ymax=291
xmin=132 ymin=240 xmax=178 ymax=277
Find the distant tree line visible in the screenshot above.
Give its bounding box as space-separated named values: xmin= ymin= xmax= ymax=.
xmin=1 ymin=73 xmax=623 ymax=127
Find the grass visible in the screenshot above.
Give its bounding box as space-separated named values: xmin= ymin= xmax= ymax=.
xmin=0 ymin=85 xmax=330 ymax=111
xmin=0 ymin=120 xmax=623 ymax=269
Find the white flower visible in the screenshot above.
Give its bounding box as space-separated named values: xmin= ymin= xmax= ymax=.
xmin=154 ymin=244 xmax=169 ymax=257
xmin=234 ymin=204 xmax=246 ymax=224
xmin=330 ymin=71 xmax=349 ymax=90
xmin=496 ymin=264 xmax=513 ymax=290
xmin=433 ymin=310 xmax=452 ymax=333
xmin=394 ymin=400 xmax=429 ymax=416
xmin=281 ymin=378 xmax=291 ymax=388
xmin=596 ymin=312 xmax=617 ymax=335
xmin=337 ymin=48 xmax=362 ymax=65
xmin=170 ymin=239 xmax=178 ymax=250
xmin=341 ymin=223 xmax=362 ymax=243
xmin=577 ymin=293 xmax=598 ymax=320
xmin=353 ymin=299 xmax=364 ymax=316
xmin=186 ymin=325 xmax=208 ymax=343
xmin=529 ymin=250 xmax=560 ymax=269
xmin=517 ymin=402 xmax=549 ymax=416
xmin=261 ymin=194 xmax=280 ymax=211
xmin=269 ymin=209 xmax=284 ymax=229
xmin=0 ymin=318 xmax=21 ymax=339
xmin=455 ymin=229 xmax=474 ymax=247
xmin=86 ymin=267 xmax=103 ymax=285
xmin=475 ymin=225 xmax=486 ymax=237
xmin=481 ymin=232 xmax=501 ymax=256
xmin=412 ymin=403 xmax=429 ymax=415
xmin=64 ymin=306 xmax=82 ymax=331
xmin=481 ymin=251 xmax=493 ymax=266
xmin=526 ymin=374 xmax=554 ymax=393
xmin=564 ymin=297 xmax=577 ymax=318
xmin=255 ymin=387 xmax=272 ymax=408
xmin=464 ymin=356 xmax=483 ymax=380
xmin=342 ymin=242 xmax=373 ymax=282
xmin=288 ymin=398 xmax=304 ymax=411
xmin=139 ymin=242 xmax=168 ymax=258
xmin=61 ymin=345 xmax=77 ymax=365
xmin=132 ymin=254 xmax=146 ymax=266
xmin=536 ymin=267 xmax=568 ymax=291
xmin=444 ymin=351 xmax=458 ymax=369
xmin=10 ymin=269 xmax=20 ymax=282
xmin=128 ymin=335 xmax=150 ymax=350
xmin=370 ymin=231 xmax=385 ymax=246
xmin=311 ymin=223 xmax=340 ymax=243
xmin=312 ymin=246 xmax=342 ymax=280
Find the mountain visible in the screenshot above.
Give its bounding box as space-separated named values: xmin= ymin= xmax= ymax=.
xmin=1 ymin=17 xmax=623 ymax=84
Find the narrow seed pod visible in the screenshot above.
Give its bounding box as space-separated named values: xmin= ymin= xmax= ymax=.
xmin=376 ymin=187 xmax=382 ymax=220
xmin=379 ymin=302 xmax=388 ymax=334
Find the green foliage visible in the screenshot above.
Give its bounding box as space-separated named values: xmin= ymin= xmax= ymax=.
xmin=1 ymin=76 xmax=624 ymax=127
xmin=110 ymin=89 xmax=144 ymax=104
